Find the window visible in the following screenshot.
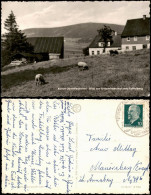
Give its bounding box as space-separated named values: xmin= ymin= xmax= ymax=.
xmin=98 ymin=42 xmax=104 ymax=47
xmin=127 ymin=37 xmax=130 ymax=41
xmin=126 ymin=46 xmax=129 ymax=50
xmin=97 ymin=51 xmax=100 ymax=55
xmin=132 ymin=46 xmax=136 ymax=50
xmin=107 ymin=42 xmax=110 ymax=46
xmin=134 ymin=36 xmax=137 ymax=41
xmin=92 ymin=51 xmax=94 ymax=55
xmin=146 ymin=35 xmax=150 ymax=40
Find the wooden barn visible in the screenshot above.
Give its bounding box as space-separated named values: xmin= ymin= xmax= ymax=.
xmin=121 ymin=15 xmax=150 ymax=51
xmin=27 ymin=37 xmax=64 ymax=61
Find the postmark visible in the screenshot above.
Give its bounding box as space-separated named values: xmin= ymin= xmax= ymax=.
xmin=116 ymin=100 xmax=149 ymax=137
xmin=72 ymin=104 xmax=81 ymax=113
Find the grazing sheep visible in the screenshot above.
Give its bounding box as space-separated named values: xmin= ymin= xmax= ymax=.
xmin=78 ymin=62 xmax=89 ymax=70
xmin=35 ymin=74 xmax=45 ymax=85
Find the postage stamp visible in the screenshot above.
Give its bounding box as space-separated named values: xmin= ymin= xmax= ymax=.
xmin=124 ymin=104 xmax=143 ymax=127
xmin=116 ymin=100 xmax=149 ymax=137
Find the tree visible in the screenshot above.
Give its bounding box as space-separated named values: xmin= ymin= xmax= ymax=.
xmin=4 ymin=10 xmax=18 ymax=32
xmin=2 ymin=11 xmax=34 ymax=66
xmin=97 ymin=25 xmax=114 ymax=53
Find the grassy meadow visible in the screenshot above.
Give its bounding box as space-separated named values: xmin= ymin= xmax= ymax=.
xmin=64 ymin=38 xmax=89 ymax=58
xmin=1 ymin=49 xmax=150 ymax=97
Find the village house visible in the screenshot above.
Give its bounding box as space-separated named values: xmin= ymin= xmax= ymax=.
xmin=89 ymin=31 xmax=121 ymax=55
xmin=121 ymin=15 xmax=150 ymax=51
xmin=27 ymin=37 xmax=64 ymax=61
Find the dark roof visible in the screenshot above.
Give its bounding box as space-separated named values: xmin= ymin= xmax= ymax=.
xmin=121 ymin=17 xmax=150 ymax=37
xmin=27 ymin=37 xmax=64 ymax=53
xmin=89 ymin=34 xmax=121 ymax=48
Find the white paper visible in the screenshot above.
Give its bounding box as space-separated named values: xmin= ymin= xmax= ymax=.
xmin=2 ymin=99 xmax=149 ymax=194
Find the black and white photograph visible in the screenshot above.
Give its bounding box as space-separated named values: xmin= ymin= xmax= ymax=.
xmin=1 ymin=1 xmax=150 ymax=97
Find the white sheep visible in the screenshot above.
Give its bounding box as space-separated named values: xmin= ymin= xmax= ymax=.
xmin=78 ymin=62 xmax=88 ymax=70
xmin=35 ymin=74 xmax=45 ymax=85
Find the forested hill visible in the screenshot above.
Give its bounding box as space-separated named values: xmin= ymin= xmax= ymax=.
xmin=23 ymin=22 xmax=125 ymax=41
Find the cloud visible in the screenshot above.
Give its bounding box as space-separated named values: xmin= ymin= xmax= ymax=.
xmin=1 ymin=1 xmax=150 ymax=33
xmin=17 ymin=5 xmax=56 ymax=29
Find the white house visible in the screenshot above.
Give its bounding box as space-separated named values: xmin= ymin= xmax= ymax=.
xmin=89 ymin=32 xmax=121 ymax=55
xmin=121 ymin=15 xmax=150 ymax=51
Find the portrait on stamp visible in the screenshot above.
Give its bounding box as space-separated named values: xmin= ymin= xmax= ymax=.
xmin=124 ymin=104 xmax=143 ymax=127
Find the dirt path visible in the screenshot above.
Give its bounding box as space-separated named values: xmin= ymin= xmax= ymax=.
xmin=1 ymin=56 xmax=88 ymax=76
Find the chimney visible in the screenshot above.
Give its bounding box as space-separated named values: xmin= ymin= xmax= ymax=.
xmin=143 ymin=15 xmax=146 ymax=20
xmin=115 ymin=31 xmax=117 ymax=36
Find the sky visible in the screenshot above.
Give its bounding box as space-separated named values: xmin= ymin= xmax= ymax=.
xmin=1 ymin=1 xmax=150 ymax=34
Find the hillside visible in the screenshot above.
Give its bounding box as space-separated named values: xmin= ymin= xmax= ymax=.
xmin=1 ymin=49 xmax=150 ymax=97
xmin=23 ymin=22 xmax=124 ymax=41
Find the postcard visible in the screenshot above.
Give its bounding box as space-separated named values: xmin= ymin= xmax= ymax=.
xmin=1 ymin=1 xmax=150 ymax=97
xmin=2 ymin=99 xmax=149 ymax=194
